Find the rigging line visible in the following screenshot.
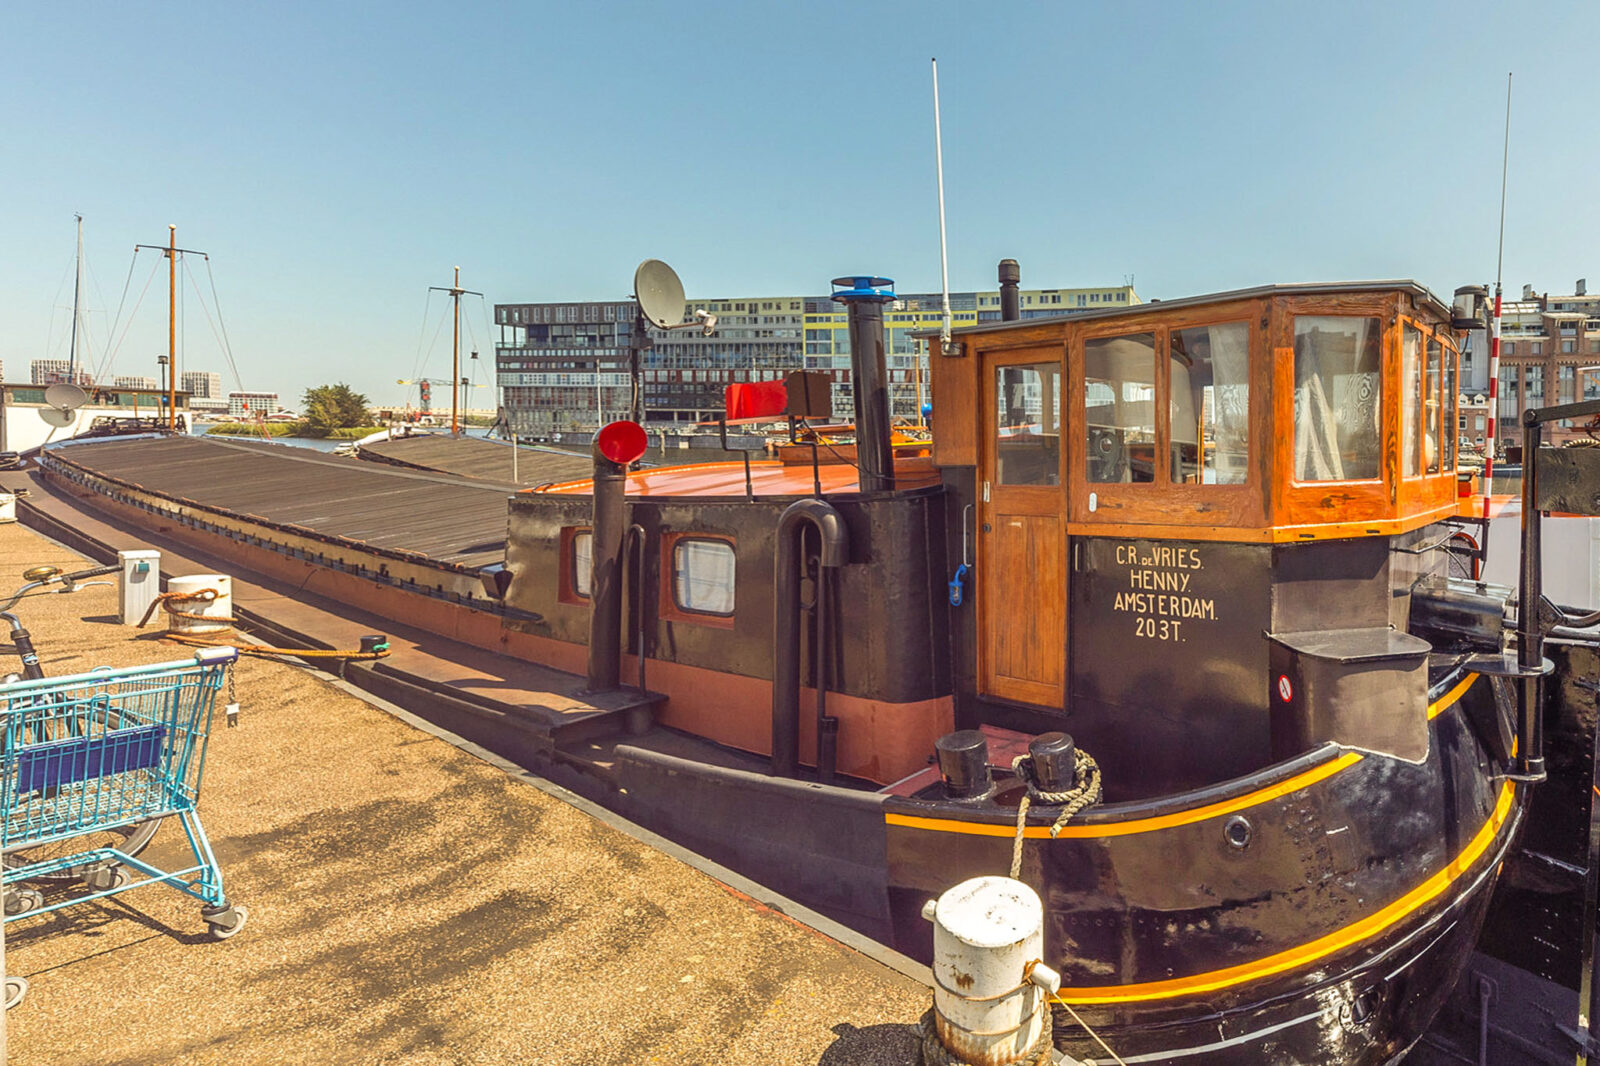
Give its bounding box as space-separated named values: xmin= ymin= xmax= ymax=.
xmin=408 ymin=290 xmax=436 ymax=385
xmin=41 ymin=255 xmax=75 ymax=364
xmin=184 ymin=261 xmax=234 ymax=381
xmin=101 ymin=258 xmax=162 ymax=377
xmin=79 ymin=246 xmax=112 ymax=376
xmin=95 ymin=249 xmax=142 ymax=385
xmin=422 ymin=304 xmax=451 ymax=379
xmin=202 ymin=256 xmax=247 ymax=394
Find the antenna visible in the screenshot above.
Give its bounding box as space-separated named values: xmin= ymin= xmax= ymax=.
xmin=634 ymin=262 xmax=716 ymax=336
xmin=634 ymin=260 xmax=687 ymax=328
xmin=931 ymin=58 xmax=952 ymax=346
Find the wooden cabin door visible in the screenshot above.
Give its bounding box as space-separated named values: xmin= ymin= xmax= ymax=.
xmin=979 ymin=350 xmax=1067 ymax=708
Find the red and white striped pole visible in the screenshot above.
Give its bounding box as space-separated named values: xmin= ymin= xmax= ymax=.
xmin=1483 ymin=72 xmax=1513 ymax=521
xmin=1482 ymin=285 xmax=1501 ymax=519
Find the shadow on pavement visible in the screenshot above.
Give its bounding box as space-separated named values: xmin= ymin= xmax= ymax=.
xmin=815 ymin=1020 xmax=923 ymax=1066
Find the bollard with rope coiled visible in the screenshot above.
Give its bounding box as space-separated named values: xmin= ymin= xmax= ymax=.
xmin=1008 ymin=733 xmax=1102 ymax=880
xmin=918 ymin=1004 xmax=1053 ymax=1066
xmin=136 ymin=587 xmax=392 ymax=663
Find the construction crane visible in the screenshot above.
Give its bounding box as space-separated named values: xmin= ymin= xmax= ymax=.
xmin=395 ymin=376 xmax=487 ymax=415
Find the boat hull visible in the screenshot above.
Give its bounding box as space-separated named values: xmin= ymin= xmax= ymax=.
xmin=885 ymin=671 xmax=1523 ymax=1065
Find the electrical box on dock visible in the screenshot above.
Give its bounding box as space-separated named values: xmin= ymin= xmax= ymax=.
xmin=118 ymin=550 xmax=161 ymax=626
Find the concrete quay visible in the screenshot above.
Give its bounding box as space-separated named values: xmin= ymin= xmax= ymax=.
xmin=0 ymin=521 xmax=933 ymax=1066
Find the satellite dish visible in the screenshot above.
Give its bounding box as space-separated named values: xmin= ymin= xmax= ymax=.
xmin=44 ymin=383 xmax=88 ymax=412
xmin=39 ymin=407 xmax=75 ymax=428
xmin=634 ymin=259 xmax=686 ymax=329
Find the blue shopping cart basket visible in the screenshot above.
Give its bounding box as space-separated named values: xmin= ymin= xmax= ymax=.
xmin=0 ymin=647 xmax=247 ymax=939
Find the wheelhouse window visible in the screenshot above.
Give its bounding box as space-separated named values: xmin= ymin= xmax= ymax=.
xmin=672 ymin=538 xmax=735 ymax=616
xmin=1402 ymin=325 xmax=1423 ymax=477
xmin=1442 ymin=339 xmax=1458 ymax=470
xmin=1292 ymin=316 xmax=1381 ymax=482
xmin=1168 ymin=322 xmax=1250 ymax=485
xmin=1425 ymin=336 xmax=1442 ymax=474
xmin=1084 ymin=333 xmax=1156 ymax=483
xmin=995 ymin=363 xmax=1061 ymax=486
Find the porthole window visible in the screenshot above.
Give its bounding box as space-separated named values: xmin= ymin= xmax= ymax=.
xmin=572 ymin=531 xmax=592 ymax=598
xmin=673 ymin=538 xmax=735 ymax=616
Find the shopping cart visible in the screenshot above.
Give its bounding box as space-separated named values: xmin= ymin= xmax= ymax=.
xmin=1 ymin=647 xmax=247 ymax=940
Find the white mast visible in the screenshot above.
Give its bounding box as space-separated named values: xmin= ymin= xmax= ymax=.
xmin=68 ymin=214 xmax=83 ymax=382
xmin=932 ymin=58 xmax=952 ymax=347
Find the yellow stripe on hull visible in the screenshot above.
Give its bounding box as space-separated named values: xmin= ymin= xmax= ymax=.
xmin=886 ymin=675 xmax=1478 ymax=840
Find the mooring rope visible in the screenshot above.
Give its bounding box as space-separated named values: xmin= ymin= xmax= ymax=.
xmin=917 ymin=1006 xmax=1053 ymax=1066
xmin=1052 ymin=995 xmax=1130 ymax=1066
xmin=137 ymin=588 xmax=390 ymax=661
xmin=1008 ymin=749 xmax=1101 ymax=879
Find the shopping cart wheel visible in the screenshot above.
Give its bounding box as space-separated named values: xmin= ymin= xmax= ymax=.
xmin=4 ymin=818 xmax=161 ymax=885
xmin=203 ymin=903 xmax=248 ymax=941
xmin=82 ymin=865 xmax=129 ymax=893
xmin=4 ymin=888 xmax=43 ymax=917
xmin=4 ymin=976 xmax=25 ymax=1010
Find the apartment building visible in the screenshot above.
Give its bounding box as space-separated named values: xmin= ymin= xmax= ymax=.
xmin=494 ymin=281 xmax=1139 ymax=437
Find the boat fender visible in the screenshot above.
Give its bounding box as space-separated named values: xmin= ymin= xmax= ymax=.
xmin=948 ymin=563 xmax=968 ymax=607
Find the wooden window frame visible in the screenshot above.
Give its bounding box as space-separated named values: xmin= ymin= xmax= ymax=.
xmin=1068 ymin=300 xmax=1265 ymax=531
xmin=1273 ymin=295 xmax=1398 ymax=527
xmin=659 ymin=532 xmax=737 ymax=629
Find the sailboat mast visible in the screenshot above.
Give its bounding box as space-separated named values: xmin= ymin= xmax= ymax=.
xmin=452 ymin=266 xmax=461 ymax=436
xmin=429 ymin=268 xmax=481 ymax=438
xmin=68 ymin=215 xmax=83 ymax=383
xmin=168 ymin=224 xmax=177 ymax=431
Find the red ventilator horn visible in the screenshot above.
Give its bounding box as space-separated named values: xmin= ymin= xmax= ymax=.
xmin=595 ymin=420 xmax=648 ymax=465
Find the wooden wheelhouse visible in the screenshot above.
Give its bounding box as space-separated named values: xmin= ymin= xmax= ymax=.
xmin=928 ymin=283 xmax=1473 ymax=797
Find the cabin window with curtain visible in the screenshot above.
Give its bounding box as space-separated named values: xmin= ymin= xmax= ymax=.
xmin=673 ymin=538 xmax=736 ymax=616
xmin=995 ymin=364 xmax=1060 ymax=486
xmin=1084 ymin=333 xmax=1157 ymax=483
xmin=1292 ymin=316 xmax=1381 ymax=482
xmin=571 ymin=531 xmax=593 ymax=598
xmin=1168 ymin=322 xmax=1250 ymax=484
xmin=1402 ymin=325 xmax=1423 ymax=477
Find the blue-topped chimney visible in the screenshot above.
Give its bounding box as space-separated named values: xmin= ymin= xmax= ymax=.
xmin=830 ymin=275 xmax=896 ymax=493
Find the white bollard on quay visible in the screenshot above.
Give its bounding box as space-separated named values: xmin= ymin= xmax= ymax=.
xmin=166 ymin=574 xmax=233 ymax=634
xmin=920 ymin=876 xmax=1061 ymax=1066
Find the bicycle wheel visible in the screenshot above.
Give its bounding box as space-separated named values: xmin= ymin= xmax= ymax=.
xmin=3 ymin=818 xmax=161 ymax=884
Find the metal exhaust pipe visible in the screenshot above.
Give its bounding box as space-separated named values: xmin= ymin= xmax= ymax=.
xmin=999 ymin=259 xmax=1020 ymax=321
xmin=586 ymin=421 xmax=646 ymax=692
xmin=772 ymin=498 xmax=850 ymax=778
xmin=831 ymin=276 xmax=896 ymax=494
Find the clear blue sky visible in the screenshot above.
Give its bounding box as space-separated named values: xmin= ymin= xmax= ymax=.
xmin=4 ymin=1 xmax=1596 ymax=410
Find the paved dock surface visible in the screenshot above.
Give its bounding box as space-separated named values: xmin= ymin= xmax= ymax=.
xmin=0 ymin=523 xmax=929 ymax=1066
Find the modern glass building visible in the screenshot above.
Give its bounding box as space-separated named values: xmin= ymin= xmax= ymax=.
xmin=495 ymin=283 xmax=1139 ymax=438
